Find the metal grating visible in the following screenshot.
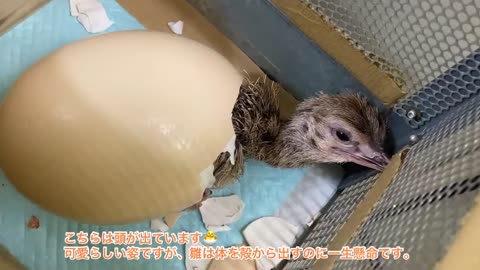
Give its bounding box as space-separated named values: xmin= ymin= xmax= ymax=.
xmin=332 ymin=97 xmax=480 ymax=270
xmin=302 ymin=0 xmax=480 ymax=128
xmin=281 ymin=85 xmax=480 ymax=270
xmin=405 ymin=86 xmax=480 ymax=153
xmin=394 ymin=49 xmax=480 ymax=128
xmin=283 ymin=175 xmax=378 ymax=269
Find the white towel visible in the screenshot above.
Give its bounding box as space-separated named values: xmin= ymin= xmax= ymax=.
xmin=274 ymin=164 xmax=343 ymax=228
xmin=70 ymin=0 xmax=114 ymax=33
xmin=199 ymin=195 xmax=244 ymax=232
xmin=243 ymin=216 xmax=301 ymax=270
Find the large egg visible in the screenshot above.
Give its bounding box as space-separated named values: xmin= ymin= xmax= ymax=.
xmin=0 ymin=30 xmax=242 ymax=224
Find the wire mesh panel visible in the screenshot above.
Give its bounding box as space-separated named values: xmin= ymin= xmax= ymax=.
xmin=331 ymin=95 xmax=480 ymax=270
xmin=283 ymin=175 xmax=378 ymax=269
xmin=281 ymin=86 xmax=480 ymax=270
xmin=301 ymin=0 xmax=480 ymax=128
xmin=395 ymin=49 xmax=480 ymax=128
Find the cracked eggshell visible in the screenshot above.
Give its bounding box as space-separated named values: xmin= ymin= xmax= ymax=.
xmin=0 ymin=30 xmax=242 ymax=225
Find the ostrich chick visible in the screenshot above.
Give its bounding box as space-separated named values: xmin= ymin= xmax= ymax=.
xmin=212 ymin=76 xmax=390 ymax=188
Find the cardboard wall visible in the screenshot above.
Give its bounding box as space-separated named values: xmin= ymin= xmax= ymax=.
xmin=0 ymin=0 xmax=49 ymax=35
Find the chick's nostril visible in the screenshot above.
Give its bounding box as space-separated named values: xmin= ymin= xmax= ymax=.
xmin=373 ymin=154 xmax=389 ymax=165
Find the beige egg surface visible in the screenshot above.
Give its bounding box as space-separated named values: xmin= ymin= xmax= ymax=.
xmin=0 ymin=30 xmax=242 ymax=224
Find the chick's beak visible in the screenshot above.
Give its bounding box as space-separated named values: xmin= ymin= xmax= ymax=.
xmin=352 ymin=151 xmax=390 ymax=171
xmin=339 ymin=143 xmax=390 ymax=171
xmin=356 ymin=143 xmax=390 ymax=171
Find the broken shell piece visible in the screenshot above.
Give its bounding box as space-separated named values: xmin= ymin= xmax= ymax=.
xmin=199 ymin=195 xmax=245 ymax=232
xmin=168 ymin=20 xmax=184 ymax=35
xmin=185 ymin=240 xmax=212 ymax=270
xmin=27 ymin=215 xmax=40 ymax=229
xmin=150 ymin=217 xmax=169 ymax=231
xmin=223 ymin=135 xmax=237 ymax=165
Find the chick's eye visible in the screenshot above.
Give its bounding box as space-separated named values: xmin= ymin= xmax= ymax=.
xmin=335 ymin=130 xmax=351 ymax=142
